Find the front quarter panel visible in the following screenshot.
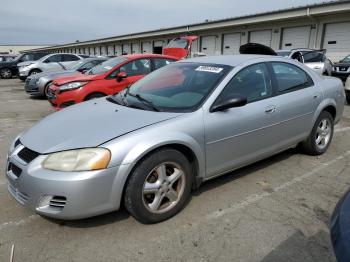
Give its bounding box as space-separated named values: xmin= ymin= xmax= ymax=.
xmin=100 ymin=110 xmax=205 ymax=208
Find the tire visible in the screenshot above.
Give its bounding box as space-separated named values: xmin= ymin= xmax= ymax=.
xmin=124 ymin=148 xmax=193 ymax=224
xmin=346 ymin=93 xmax=350 ymax=105
xmin=44 ymin=82 xmax=53 ymax=98
xmin=300 ymin=111 xmax=334 ymax=156
xmin=85 ymin=93 xmax=105 ymax=100
xmin=29 ymin=69 xmax=41 ymax=76
xmin=0 ymin=68 xmax=12 ymax=79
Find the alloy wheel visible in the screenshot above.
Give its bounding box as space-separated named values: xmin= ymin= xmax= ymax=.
xmin=142 ymin=162 xmax=186 ymax=214
xmin=315 ymin=119 xmax=332 ymax=150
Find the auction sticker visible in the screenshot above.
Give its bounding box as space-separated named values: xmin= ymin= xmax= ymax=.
xmin=195 ymin=66 xmax=223 ymax=73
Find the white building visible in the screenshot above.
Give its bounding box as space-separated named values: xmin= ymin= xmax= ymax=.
xmin=0 ymin=45 xmax=50 ymax=55
xmin=26 ymin=1 xmax=350 ymax=62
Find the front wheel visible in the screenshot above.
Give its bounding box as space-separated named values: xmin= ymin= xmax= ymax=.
xmin=124 ymin=149 xmax=193 ymax=224
xmin=0 ymin=68 xmax=12 ymax=79
xmin=85 ymin=93 xmax=105 ymax=100
xmin=300 ymin=111 xmax=334 ymax=155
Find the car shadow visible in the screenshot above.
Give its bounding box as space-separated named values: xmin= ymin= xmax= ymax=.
xmin=29 ymin=96 xmax=47 ymax=100
xmin=193 ymin=147 xmax=299 ymax=196
xmin=45 ymin=148 xmax=299 ymax=228
xmin=260 ymin=229 xmax=335 ymax=262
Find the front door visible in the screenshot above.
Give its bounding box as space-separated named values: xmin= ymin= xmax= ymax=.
xmin=204 ymin=63 xmax=281 ymax=177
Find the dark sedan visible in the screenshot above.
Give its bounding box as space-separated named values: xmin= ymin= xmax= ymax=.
xmin=330 ymin=189 xmax=350 ymax=262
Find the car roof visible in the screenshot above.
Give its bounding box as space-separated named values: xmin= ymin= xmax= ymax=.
xmin=183 ymin=54 xmax=278 ymax=67
xmin=123 ymin=54 xmax=178 ymax=60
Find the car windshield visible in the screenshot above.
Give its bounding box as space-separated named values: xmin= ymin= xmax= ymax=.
xmin=301 ymin=50 xmax=326 ymax=62
xmin=276 ymin=51 xmax=291 ymax=57
xmin=166 ymin=38 xmax=189 ymax=49
xmin=88 ymin=57 xmax=127 ymax=75
xmin=66 ymin=61 xmax=83 ymax=70
xmin=110 ymin=62 xmax=232 ymax=112
xmin=341 ymin=55 xmax=350 ymax=63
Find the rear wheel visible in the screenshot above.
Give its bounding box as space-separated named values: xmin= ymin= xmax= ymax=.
xmin=124 ymin=149 xmax=193 ymax=224
xmin=85 ymin=93 xmax=105 ymax=100
xmin=346 ymin=92 xmax=350 ymax=104
xmin=0 ymin=68 xmax=12 ymax=79
xmin=300 ymin=111 xmax=334 ymax=155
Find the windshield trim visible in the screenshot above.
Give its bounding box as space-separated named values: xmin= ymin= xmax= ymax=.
xmin=109 ymin=62 xmax=233 ymax=113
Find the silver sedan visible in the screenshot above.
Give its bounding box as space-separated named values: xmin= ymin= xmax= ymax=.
xmin=6 ymin=55 xmax=345 ymax=223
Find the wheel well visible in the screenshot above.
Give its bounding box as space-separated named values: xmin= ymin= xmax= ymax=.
xmin=29 ymin=68 xmax=42 ymax=74
xmin=84 ymin=92 xmax=107 ymax=101
xmin=322 ymin=105 xmax=336 ymax=119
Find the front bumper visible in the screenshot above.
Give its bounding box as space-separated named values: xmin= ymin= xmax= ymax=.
xmin=47 ymin=84 xmax=82 ymax=110
xmin=5 ymin=144 xmax=127 ymax=220
xmin=19 ymin=67 xmax=30 ymax=77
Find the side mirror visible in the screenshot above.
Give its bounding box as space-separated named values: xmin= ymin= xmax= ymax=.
xmin=116 ymin=72 xmax=127 ymax=82
xmin=77 ymin=67 xmax=87 ymax=72
xmin=210 ymin=95 xmax=247 ymax=113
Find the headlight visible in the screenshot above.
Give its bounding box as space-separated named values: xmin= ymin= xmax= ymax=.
xmin=59 ymin=81 xmax=88 ymax=91
xmin=42 ymin=148 xmax=111 ymax=172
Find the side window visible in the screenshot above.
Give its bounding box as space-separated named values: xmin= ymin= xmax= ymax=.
xmin=119 ymin=59 xmax=151 ymax=76
xmin=81 ymin=61 xmax=96 ymax=70
xmin=218 ymin=63 xmax=272 ymax=103
xmin=153 ymin=58 xmax=176 ymax=70
xmin=44 ymin=55 xmax=62 ymax=63
xmin=271 ymin=62 xmax=313 ymax=94
xmin=63 ymin=55 xmax=80 ymax=61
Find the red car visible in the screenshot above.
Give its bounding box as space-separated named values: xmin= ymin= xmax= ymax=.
xmin=48 ymin=54 xmax=178 ymax=110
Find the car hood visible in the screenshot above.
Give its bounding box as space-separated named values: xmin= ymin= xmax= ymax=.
xmin=17 ymin=61 xmax=35 ymax=67
xmin=20 ymin=98 xmax=183 ymax=154
xmin=53 ymin=73 xmax=96 ymax=85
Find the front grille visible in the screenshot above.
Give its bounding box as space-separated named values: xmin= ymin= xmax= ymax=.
xmin=17 ymin=147 xmax=40 ymax=163
xmin=49 ymin=196 xmax=67 ymax=210
xmin=8 ymin=163 xmax=22 ymax=177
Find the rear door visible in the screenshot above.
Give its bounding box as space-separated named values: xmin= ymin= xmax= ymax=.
xmin=269 ymin=62 xmax=322 ymax=147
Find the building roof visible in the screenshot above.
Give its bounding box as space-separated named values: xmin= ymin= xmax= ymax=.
xmin=25 ymin=0 xmax=350 ymax=52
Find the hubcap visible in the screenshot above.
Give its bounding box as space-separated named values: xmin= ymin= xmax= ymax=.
xmin=1 ymin=69 xmax=11 ymax=78
xmin=142 ymin=162 xmax=186 ymax=214
xmin=315 ymin=119 xmax=331 ymax=150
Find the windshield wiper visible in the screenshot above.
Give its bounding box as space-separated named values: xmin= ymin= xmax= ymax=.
xmin=126 ymin=91 xmax=160 ymax=112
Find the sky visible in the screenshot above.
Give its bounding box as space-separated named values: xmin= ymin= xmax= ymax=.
xmin=0 ymin=0 xmax=334 ymax=45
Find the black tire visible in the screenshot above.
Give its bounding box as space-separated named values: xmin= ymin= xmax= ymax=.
xmin=85 ymin=93 xmax=105 ymax=100
xmin=19 ymin=76 xmax=26 ymax=81
xmin=29 ymin=69 xmax=41 ymax=76
xmin=124 ymin=148 xmax=193 ymax=224
xmin=300 ymin=111 xmax=334 ymax=156
xmin=346 ymin=93 xmax=350 ymax=105
xmin=44 ymin=82 xmax=52 ymax=98
xmin=0 ymin=68 xmax=12 ymax=79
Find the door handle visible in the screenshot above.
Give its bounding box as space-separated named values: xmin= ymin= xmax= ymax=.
xmin=313 ymin=93 xmax=321 ymax=99
xmin=265 ymin=106 xmax=276 ymax=114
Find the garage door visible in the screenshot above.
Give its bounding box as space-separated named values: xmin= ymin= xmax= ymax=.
xmin=223 ymin=33 xmax=241 ymax=55
xmin=89 ymin=47 xmax=94 ymax=55
xmin=281 ymin=26 xmax=311 ymax=49
xmin=131 ymin=43 xmax=140 ymax=54
xmin=85 ymin=47 xmax=89 ymax=55
xmin=94 ymin=46 xmax=100 ymax=55
xmin=323 ymin=22 xmax=350 ymax=62
xmin=122 ymin=44 xmax=131 ymax=55
xmin=249 ymin=30 xmax=272 ymax=47
xmin=101 ymin=46 xmax=107 ymax=55
xmin=142 ymin=42 xmax=152 ymax=53
xmin=108 ymin=45 xmax=114 ymax=55
xmin=201 ymin=36 xmax=217 ymax=56
xmin=115 ymin=44 xmax=122 ymax=55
